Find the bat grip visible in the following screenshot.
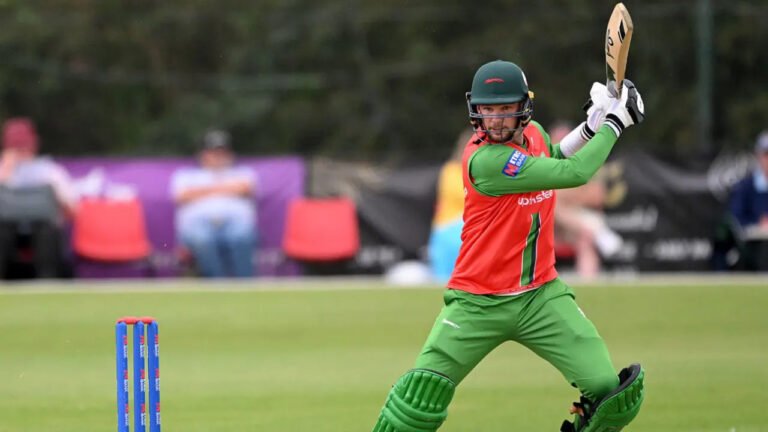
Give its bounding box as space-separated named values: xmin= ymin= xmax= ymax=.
xmin=607 ymin=80 xmax=621 ymax=98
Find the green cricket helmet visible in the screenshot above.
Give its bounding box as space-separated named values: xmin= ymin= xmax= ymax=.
xmin=466 ymin=60 xmax=534 ymax=132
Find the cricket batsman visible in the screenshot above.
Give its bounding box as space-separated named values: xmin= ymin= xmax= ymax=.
xmin=371 ymin=60 xmax=646 ymax=431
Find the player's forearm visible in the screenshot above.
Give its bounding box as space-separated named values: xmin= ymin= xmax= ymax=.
xmin=473 ymin=125 xmax=617 ymax=195
xmin=564 ymin=124 xmax=618 ymax=178
xmin=557 ymin=121 xmax=598 ymax=158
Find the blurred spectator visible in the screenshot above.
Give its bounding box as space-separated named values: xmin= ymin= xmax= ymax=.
xmin=170 ymin=129 xmax=257 ymax=278
xmin=0 ymin=118 xmax=77 ymax=279
xmin=550 ymin=122 xmax=622 ymax=279
xmin=729 ymin=132 xmax=768 ymax=229
xmin=717 ymin=131 xmax=768 ymax=270
xmin=427 ymin=129 xmax=472 ymax=282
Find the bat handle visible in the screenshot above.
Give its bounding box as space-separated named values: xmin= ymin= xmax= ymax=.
xmin=607 ymin=79 xmax=621 ymax=98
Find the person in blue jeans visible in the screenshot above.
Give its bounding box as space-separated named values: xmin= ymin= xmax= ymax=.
xmin=170 ymin=129 xmax=258 ymax=277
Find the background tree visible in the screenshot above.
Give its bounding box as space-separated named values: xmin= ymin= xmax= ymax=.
xmin=0 ymin=0 xmax=765 ymax=165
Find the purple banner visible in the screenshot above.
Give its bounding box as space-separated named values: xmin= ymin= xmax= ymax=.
xmin=58 ymin=156 xmax=305 ymax=278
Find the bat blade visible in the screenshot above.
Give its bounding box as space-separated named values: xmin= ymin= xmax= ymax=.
xmin=605 ymin=3 xmax=634 ymax=97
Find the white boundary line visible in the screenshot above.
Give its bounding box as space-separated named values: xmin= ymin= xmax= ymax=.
xmin=0 ymin=273 xmax=765 ymax=295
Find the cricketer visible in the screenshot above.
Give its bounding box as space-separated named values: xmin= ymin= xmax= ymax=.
xmin=371 ymin=60 xmax=646 ymax=432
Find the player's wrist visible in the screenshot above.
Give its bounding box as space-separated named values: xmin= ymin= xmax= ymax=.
xmin=582 ymin=82 xmax=609 ymax=137
xmin=604 ymin=80 xmax=644 ymax=137
xmin=598 ymin=123 xmax=620 ymax=139
xmin=604 ymin=114 xmax=624 ymax=137
xmin=559 ymin=122 xmax=593 ymax=157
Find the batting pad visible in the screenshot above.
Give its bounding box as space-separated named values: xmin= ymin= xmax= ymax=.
xmin=562 ymin=363 xmax=645 ymax=432
xmin=372 ymin=369 xmax=456 ymax=432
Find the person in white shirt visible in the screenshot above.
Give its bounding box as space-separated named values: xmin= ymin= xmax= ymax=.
xmin=0 ymin=117 xmax=77 ymax=278
xmin=170 ymin=129 xmax=257 ymax=277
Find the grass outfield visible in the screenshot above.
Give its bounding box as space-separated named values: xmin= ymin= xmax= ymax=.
xmin=1 ymin=280 xmax=766 ymax=432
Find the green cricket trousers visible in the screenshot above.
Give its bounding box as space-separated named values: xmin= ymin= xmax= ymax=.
xmin=415 ymin=277 xmax=619 ymax=402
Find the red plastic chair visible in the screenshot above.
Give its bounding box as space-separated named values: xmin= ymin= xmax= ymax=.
xmin=282 ymin=197 xmax=360 ymax=261
xmin=72 ymin=198 xmax=151 ymax=262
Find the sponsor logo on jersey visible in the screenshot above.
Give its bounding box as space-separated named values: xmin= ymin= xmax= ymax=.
xmin=502 ymin=150 xmax=527 ymax=177
xmin=518 ymin=190 xmax=553 ymax=206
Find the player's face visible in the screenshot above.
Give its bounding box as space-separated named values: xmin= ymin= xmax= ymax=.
xmin=478 ymin=103 xmax=522 ymax=142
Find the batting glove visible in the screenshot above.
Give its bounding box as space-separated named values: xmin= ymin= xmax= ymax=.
xmin=604 ymin=80 xmax=645 ymax=137
xmin=560 ymin=83 xmax=610 ymax=157
xmin=581 ymin=83 xmax=611 ymax=136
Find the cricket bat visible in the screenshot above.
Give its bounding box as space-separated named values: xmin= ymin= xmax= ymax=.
xmin=605 ymin=3 xmax=634 ymax=97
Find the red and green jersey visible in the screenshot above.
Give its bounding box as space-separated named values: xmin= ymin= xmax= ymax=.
xmin=447 ymin=121 xmax=618 ymax=295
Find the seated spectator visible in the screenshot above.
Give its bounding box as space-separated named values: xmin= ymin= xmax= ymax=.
xmin=549 ymin=122 xmax=622 ymax=279
xmin=0 ymin=118 xmax=77 ymax=279
xmin=730 ymin=131 xmax=768 ymax=230
xmin=719 ymin=131 xmax=768 ymax=270
xmin=170 ymin=129 xmax=257 ymax=278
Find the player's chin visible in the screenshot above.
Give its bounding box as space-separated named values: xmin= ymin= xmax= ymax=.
xmin=488 ymin=130 xmax=512 ymax=142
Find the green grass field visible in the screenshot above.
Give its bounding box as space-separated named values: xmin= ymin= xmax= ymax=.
xmin=1 ymin=280 xmax=767 ymax=432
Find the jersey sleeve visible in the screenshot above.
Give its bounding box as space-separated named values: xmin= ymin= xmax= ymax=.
xmin=529 ymin=120 xmax=565 ymax=160
xmin=469 ymin=124 xmax=618 ymax=196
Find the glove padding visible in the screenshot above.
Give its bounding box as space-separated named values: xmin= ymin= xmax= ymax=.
xmin=604 ymin=80 xmax=645 ymax=137
xmin=561 ymin=83 xmax=611 ymax=157
xmin=584 ymin=83 xmax=612 ymax=117
xmin=582 ymin=83 xmax=611 ymax=134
